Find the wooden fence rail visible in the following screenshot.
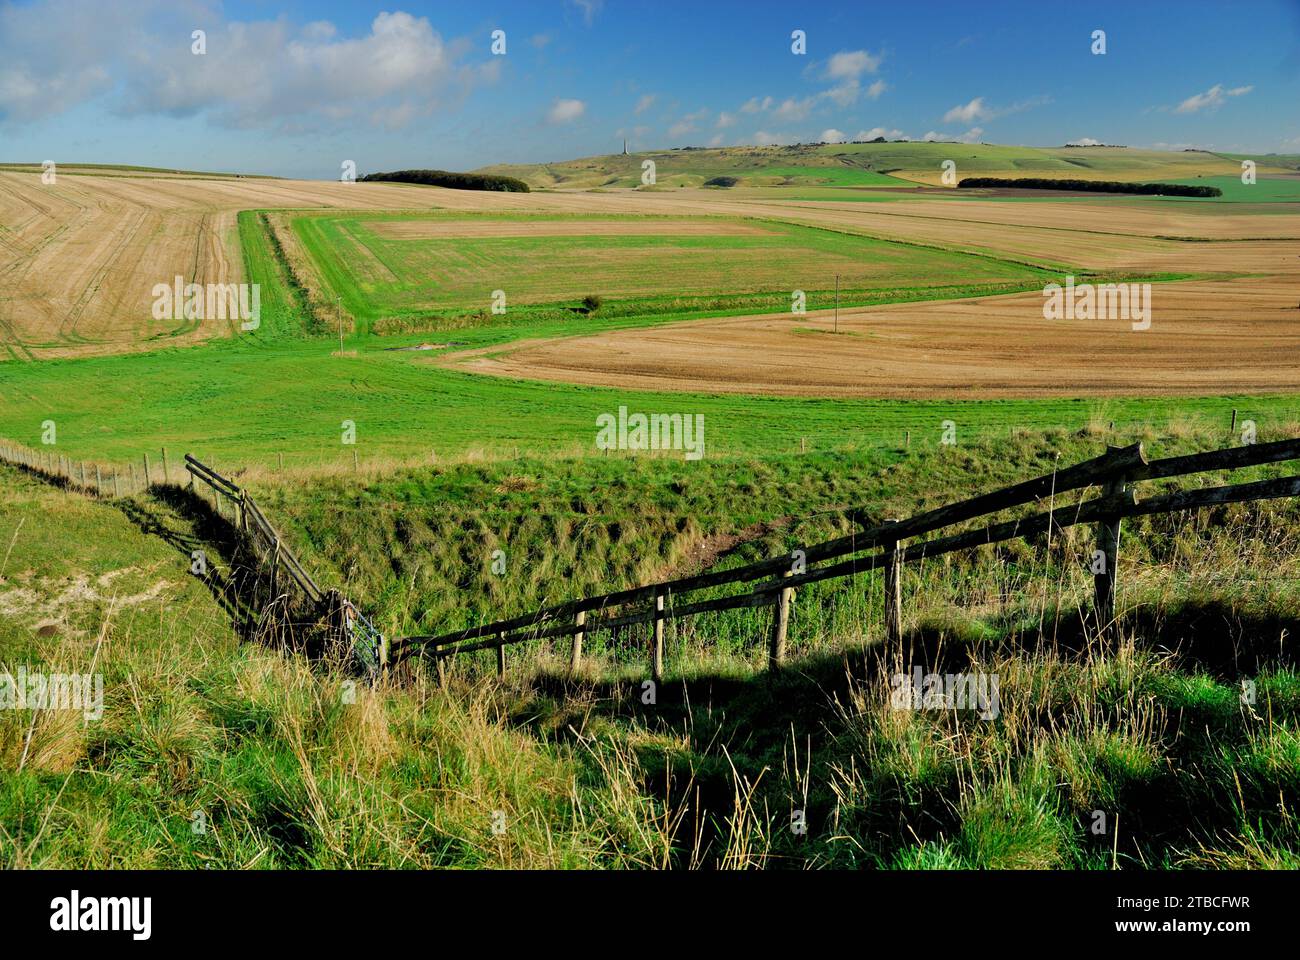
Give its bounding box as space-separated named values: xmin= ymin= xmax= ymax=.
xmin=181 ymin=455 xmax=385 ymax=673
xmin=0 ymin=439 xmax=383 ymax=676
xmin=0 ymin=438 xmax=177 ymax=498
xmin=397 ymin=437 xmax=1300 ymax=679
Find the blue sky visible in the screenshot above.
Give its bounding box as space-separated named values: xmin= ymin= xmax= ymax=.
xmin=1 ymin=0 xmax=1297 ymax=178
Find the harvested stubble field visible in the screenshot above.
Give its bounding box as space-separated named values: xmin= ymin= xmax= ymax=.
xmin=0 ymin=170 xmax=444 ymax=360
xmin=443 ymin=273 xmax=1300 ymax=398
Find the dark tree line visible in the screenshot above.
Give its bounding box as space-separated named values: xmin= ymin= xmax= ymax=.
xmin=957 ymin=177 xmax=1221 ymax=197
xmin=358 ymin=169 xmax=531 ymax=192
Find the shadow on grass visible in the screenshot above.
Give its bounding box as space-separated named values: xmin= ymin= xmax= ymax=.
xmin=117 ymin=483 xmax=327 ymax=652
xmin=503 ymin=601 xmax=1297 ymax=868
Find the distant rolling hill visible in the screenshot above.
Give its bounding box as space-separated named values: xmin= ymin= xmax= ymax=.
xmin=477 ymin=141 xmax=1297 ymax=191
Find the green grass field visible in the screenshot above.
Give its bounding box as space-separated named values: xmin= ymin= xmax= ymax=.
xmin=289 ymin=211 xmax=1061 ymax=331
xmin=478 ymin=142 xmax=1268 ymax=191
xmin=0 ymin=328 xmax=1291 ymax=470
xmin=1154 ymin=175 xmax=1300 ymax=203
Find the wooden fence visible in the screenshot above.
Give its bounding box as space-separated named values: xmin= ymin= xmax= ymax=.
xmin=0 ymin=439 xmax=384 ymax=676
xmin=0 ymin=438 xmax=181 ymax=498
xmin=396 ymin=437 xmax=1300 ymax=679
xmin=181 ymin=455 xmax=386 ymax=675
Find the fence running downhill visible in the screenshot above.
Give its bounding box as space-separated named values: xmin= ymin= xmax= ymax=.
xmin=0 ymin=440 xmax=384 ymax=677
xmin=6 ymin=435 xmax=1299 ymax=684
xmin=396 ymin=436 xmax=1300 ymax=680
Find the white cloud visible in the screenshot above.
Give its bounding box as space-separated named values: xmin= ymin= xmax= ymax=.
xmin=825 ymin=49 xmax=882 ymax=80
xmin=943 ymin=97 xmax=988 ymax=124
xmin=741 ymin=96 xmax=773 ymax=114
xmin=1066 ymin=137 xmax=1103 ymax=146
xmin=716 ymin=111 xmax=737 ymax=129
xmin=753 ymin=130 xmax=793 ymax=146
xmin=0 ymin=0 xmax=120 ymax=121
xmin=854 ymin=127 xmax=906 ymax=141
xmin=772 ymin=96 xmax=815 ymax=122
xmin=820 ymin=128 xmax=847 ymax=143
xmin=923 ymin=127 xmax=983 ymax=143
xmin=1175 ymin=83 xmax=1253 ymax=114
xmin=569 ymin=0 xmax=603 ymax=26
xmin=547 ymin=98 xmax=586 ymax=123
xmin=941 ymin=94 xmax=1050 ymax=126
xmin=866 ymin=79 xmax=888 ymax=100
xmin=634 ymin=93 xmax=655 ymax=114
xmin=822 ymin=82 xmax=860 ymax=108
xmin=668 ymin=108 xmax=708 ymax=138
xmin=0 ymin=4 xmax=498 ymax=132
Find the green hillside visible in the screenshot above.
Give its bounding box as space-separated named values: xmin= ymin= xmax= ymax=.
xmin=476 ymin=142 xmax=1279 ymax=191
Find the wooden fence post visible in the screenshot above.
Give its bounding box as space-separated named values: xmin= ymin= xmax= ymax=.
xmin=570 ymin=608 xmax=586 ymax=674
xmin=270 ymin=535 xmax=281 ymax=597
xmin=95 ymin=464 xmax=102 ymax=493
xmin=651 ymin=589 xmax=665 ymax=682
xmin=1093 ymin=476 xmax=1125 ymax=638
xmin=884 ymin=519 xmax=905 ymax=646
xmin=768 ymin=570 xmax=793 ymax=671
xmin=496 ymin=632 xmax=506 ymax=677
xmin=162 ymin=447 xmax=170 ymax=484
xmin=112 ymin=473 xmax=120 ymax=498
xmin=143 ymin=453 xmax=151 ymax=489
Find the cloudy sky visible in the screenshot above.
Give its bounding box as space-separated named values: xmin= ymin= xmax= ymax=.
xmin=1 ymin=0 xmax=1297 ymax=178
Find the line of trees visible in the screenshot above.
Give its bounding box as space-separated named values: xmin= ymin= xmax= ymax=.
xmin=359 ymin=169 xmax=531 ymax=192
xmin=958 ymin=177 xmax=1221 ymax=197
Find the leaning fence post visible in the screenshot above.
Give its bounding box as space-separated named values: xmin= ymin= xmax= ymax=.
xmin=1093 ymin=475 xmax=1125 ymax=638
xmin=651 ymin=589 xmax=666 ymax=682
xmin=768 ymin=570 xmax=793 ymax=671
xmin=883 ymin=519 xmax=905 ymax=646
xmin=570 ymin=608 xmax=586 ymax=674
